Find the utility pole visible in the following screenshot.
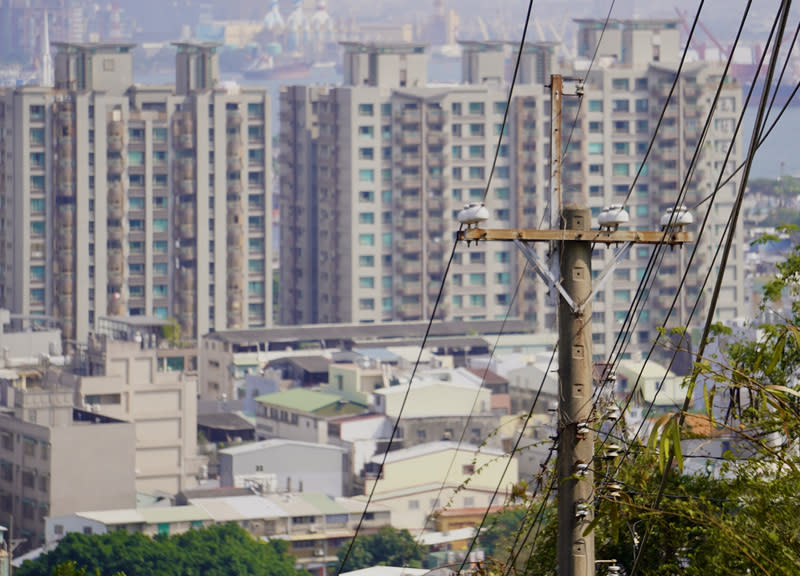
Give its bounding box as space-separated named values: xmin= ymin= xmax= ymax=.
xmin=456 ymin=74 xmax=693 ymax=576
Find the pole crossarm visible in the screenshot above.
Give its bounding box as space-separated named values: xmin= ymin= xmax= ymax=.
xmin=514 ymin=239 xmax=578 ymax=312
xmin=457 ymin=228 xmax=693 ymax=246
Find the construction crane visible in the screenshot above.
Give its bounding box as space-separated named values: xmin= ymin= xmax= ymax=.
xmin=675 ymin=6 xmax=727 ymax=59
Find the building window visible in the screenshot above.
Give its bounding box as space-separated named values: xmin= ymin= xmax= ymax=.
xmin=359 ymin=233 xmax=375 ymax=246
xmin=358 ymin=126 xmax=374 ymax=138
xmin=612 ymin=163 xmax=630 ymax=177
xmin=247 ymin=102 xmax=264 ymax=117
xmin=588 ymin=142 xmax=603 ymax=155
xmin=30 ymin=127 xmax=45 ymax=144
xmin=588 ymin=100 xmax=603 ymax=112
xmin=359 ymin=255 xmax=375 ymax=267
xmin=358 ymin=103 xmax=374 ymax=116
xmin=359 ymin=169 xmax=375 ymax=183
xmin=612 ymin=78 xmax=629 ymax=91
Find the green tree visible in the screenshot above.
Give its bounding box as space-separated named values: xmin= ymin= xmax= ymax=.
xmin=17 ymin=524 xmax=308 ymax=576
xmin=334 ymin=526 xmax=423 ymax=573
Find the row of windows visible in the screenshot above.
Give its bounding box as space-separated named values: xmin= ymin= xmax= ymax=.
xmin=358 ymin=101 xmax=507 ymax=117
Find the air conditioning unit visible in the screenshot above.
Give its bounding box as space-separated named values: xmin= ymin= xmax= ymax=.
xmin=308 ymin=526 xmax=318 ymax=533
xmin=313 ymin=549 xmax=325 ymax=557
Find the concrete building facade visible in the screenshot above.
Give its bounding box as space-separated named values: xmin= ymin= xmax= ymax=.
xmin=218 ymin=438 xmax=349 ymax=496
xmin=61 ymin=332 xmax=204 ymax=495
xmin=0 ymin=41 xmax=272 ymax=346
xmin=279 ymin=31 xmax=746 ymax=361
xmin=0 ymin=373 xmax=136 ymax=550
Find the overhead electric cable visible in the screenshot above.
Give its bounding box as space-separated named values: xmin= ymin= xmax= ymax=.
xmin=335 ymin=238 xmax=459 ymax=574
xmin=482 ymin=0 xmax=534 ymax=204
xmin=627 ymin=2 xmax=792 ymax=573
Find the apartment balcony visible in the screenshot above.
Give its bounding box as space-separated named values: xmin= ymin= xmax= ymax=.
xmin=426 ymin=132 xmax=448 ymax=146
xmin=180 ymin=205 xmax=195 ymax=225
xmin=57 ymin=137 xmax=73 ymax=157
xmin=227 ymin=156 xmax=242 ymax=172
xmin=395 ymin=109 xmax=421 ymax=124
xmin=107 ymin=226 xmax=124 ymax=243
xmin=395 ymin=132 xmax=422 ymax=146
xmin=227 ymin=180 xmax=243 ymax=195
xmin=107 ymin=201 xmax=124 ymax=220
xmin=397 ymin=281 xmax=422 ymax=297
xmin=399 ymin=217 xmax=422 ymax=232
xmin=399 ymin=260 xmax=422 ymax=275
xmin=395 ymin=196 xmax=420 ymax=211
xmin=107 ymin=157 xmax=125 ymax=176
xmin=57 ymin=179 xmax=76 ymax=197
xmin=179 ymin=268 xmax=196 ymax=290
xmin=58 ymin=275 xmax=74 ymax=295
xmin=427 ymin=175 xmax=449 ymax=190
xmin=108 ymin=180 xmax=124 ymax=203
xmin=108 ymin=134 xmax=123 ymax=152
xmin=58 ymin=253 xmax=74 ymax=274
xmin=427 ymin=196 xmax=445 ymax=211
xmin=427 ymin=259 xmax=444 ymax=276
xmin=228 ymin=249 xmax=243 ymax=269
xmin=179 ymin=179 xmax=195 ymax=195
xmin=227 ymin=227 xmax=243 ymax=246
xmin=227 ymin=135 xmax=242 ymax=156
xmin=654 ymin=147 xmax=679 ymax=161
xmin=177 ymin=133 xmax=195 ymax=150
xmin=427 ymin=218 xmax=447 ymax=235
xmin=519 ymin=110 xmax=537 ymax=123
xmin=398 ymin=175 xmax=422 ymax=190
xmin=396 ymin=303 xmax=421 ymax=319
xmin=57 ymin=109 xmax=75 ymax=124
xmin=179 ymin=223 xmax=196 ymax=240
xmin=684 ymin=104 xmax=702 ymax=119
xmin=399 ymin=238 xmax=422 ymax=253
xmin=226 ymin=110 xmax=243 ymax=128
xmin=175 ymin=159 xmax=194 ymax=180
xmin=57 ymin=207 xmax=73 ymax=227
xmin=682 ymin=83 xmax=701 ymax=99
xmin=395 ymin=154 xmax=420 ymax=168
xmin=651 ymin=167 xmax=679 ymax=181
xmin=108 ymin=297 xmax=124 ymax=317
xmin=426 ymin=109 xmax=448 ymax=124
xmin=177 ymin=244 xmax=196 ymax=261
xmin=427 ymin=153 xmax=449 ymax=168
xmin=108 ymin=250 xmax=124 ymax=271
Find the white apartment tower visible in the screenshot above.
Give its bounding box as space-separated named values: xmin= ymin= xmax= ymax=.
xmin=279 ymin=29 xmax=745 ymax=361
xmin=0 ymin=42 xmax=272 ymax=346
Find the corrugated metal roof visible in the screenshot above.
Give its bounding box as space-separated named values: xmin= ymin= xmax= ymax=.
xmin=77 ymin=505 xmax=211 ymax=525
xmin=219 ymin=438 xmax=346 ymax=456
xmin=189 ymin=495 xmax=289 ymax=521
xmin=206 ymin=319 xmax=531 ymax=345
xmin=254 ymin=388 xmax=342 ymax=412
xmin=298 ymin=492 xmax=347 ymax=515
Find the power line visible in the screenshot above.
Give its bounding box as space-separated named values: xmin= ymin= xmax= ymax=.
xmin=628 ymin=2 xmax=793 ymax=573
xmin=482 ymin=0 xmax=534 ymax=204
xmin=620 ymin=0 xmax=707 ymax=210
xmin=414 ymin=261 xmax=529 ymax=543
xmin=335 ymin=238 xmax=459 ymax=574
xmin=454 ymin=343 xmax=559 ymax=575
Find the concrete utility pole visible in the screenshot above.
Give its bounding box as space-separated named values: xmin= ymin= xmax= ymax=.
xmin=456 ymin=74 xmax=692 ymax=576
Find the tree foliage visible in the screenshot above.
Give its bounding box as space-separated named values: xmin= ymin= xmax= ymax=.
xmin=16 ymin=523 xmax=308 ymax=576
xmin=334 ymin=526 xmax=423 ymax=573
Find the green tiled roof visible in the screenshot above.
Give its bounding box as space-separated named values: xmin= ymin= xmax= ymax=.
xmin=254 ymin=388 xmax=342 ymax=413
xmin=299 ymin=492 xmax=348 ymax=515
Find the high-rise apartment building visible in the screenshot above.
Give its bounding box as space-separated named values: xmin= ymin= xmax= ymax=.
xmin=0 ymin=41 xmax=272 ymax=345
xmin=279 ymin=24 xmax=745 ymax=361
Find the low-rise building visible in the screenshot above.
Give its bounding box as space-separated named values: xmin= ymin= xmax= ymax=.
xmin=362 ymin=442 xmax=518 ymax=530
xmin=0 ymin=374 xmax=136 ymax=550
xmin=58 ymin=330 xmax=204 ymax=495
xmin=218 ymin=439 xmax=349 ymax=496
xmin=255 ymin=388 xmax=367 ymax=443
xmin=46 ymin=506 xmax=213 ymax=546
